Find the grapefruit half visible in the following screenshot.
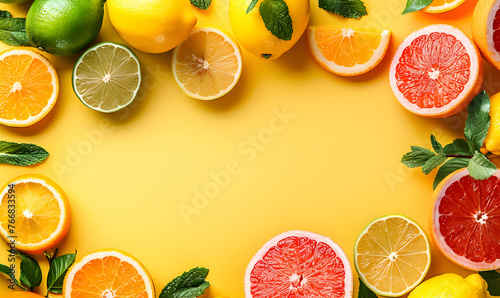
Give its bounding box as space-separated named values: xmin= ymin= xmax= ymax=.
xmin=389 ymin=24 xmax=483 ymax=118
xmin=244 ymin=230 xmax=353 ymax=298
xmin=432 ymin=169 xmax=500 ymax=271
xmin=472 ymin=0 xmax=500 ymax=71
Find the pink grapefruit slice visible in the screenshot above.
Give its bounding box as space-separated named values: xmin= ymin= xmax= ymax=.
xmin=472 ymin=0 xmax=500 ymax=71
xmin=244 ymin=230 xmax=353 ymax=298
xmin=432 ymin=168 xmax=500 ymax=271
xmin=389 ymin=24 xmax=483 ymax=118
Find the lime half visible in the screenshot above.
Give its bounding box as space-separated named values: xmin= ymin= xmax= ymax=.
xmin=72 ymin=42 xmax=141 ymax=113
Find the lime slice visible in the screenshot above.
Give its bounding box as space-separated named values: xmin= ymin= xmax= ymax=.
xmin=354 ymin=215 xmax=431 ymax=297
xmin=72 ymin=42 xmax=141 ymax=113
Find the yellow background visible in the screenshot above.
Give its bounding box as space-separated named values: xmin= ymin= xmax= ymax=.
xmin=0 ymin=0 xmax=495 ymax=297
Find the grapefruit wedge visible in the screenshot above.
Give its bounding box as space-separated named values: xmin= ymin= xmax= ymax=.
xmin=472 ymin=0 xmax=500 ymax=71
xmin=244 ymin=230 xmax=353 ymax=298
xmin=432 ymin=169 xmax=500 ymax=271
xmin=389 ymin=24 xmax=483 ymax=118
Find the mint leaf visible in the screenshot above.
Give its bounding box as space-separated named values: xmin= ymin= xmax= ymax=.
xmin=259 ymin=0 xmax=293 ymax=41
xmin=159 ymin=267 xmax=210 ymax=298
xmin=47 ymin=252 xmax=76 ymax=294
xmin=17 ymin=252 xmax=42 ymax=290
xmin=190 ymin=0 xmax=211 ymax=10
xmin=465 ymin=91 xmax=491 ymax=153
xmin=319 ymin=0 xmax=367 ymax=18
xmin=247 ymin=0 xmax=259 ymax=13
xmin=443 ymin=139 xmax=472 ymax=156
xmin=422 ymin=155 xmax=447 ymax=175
xmin=468 ymin=152 xmax=497 ymax=180
xmin=433 ymin=158 xmax=470 ymax=189
xmin=479 ymin=270 xmax=500 ymax=296
xmin=431 ymin=135 xmax=443 ymax=155
xmin=402 ymin=0 xmax=432 ymax=14
xmin=0 ymin=141 xmax=49 ymax=166
xmin=358 ymin=278 xmax=377 ymax=298
xmin=0 ymin=10 xmax=35 ymax=47
xmin=402 ymin=146 xmax=436 ymax=168
xmin=0 ymin=263 xmax=25 ymax=290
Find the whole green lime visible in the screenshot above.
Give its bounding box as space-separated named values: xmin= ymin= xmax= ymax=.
xmin=0 ymin=0 xmax=32 ymax=3
xmin=26 ymin=0 xmax=105 ymax=56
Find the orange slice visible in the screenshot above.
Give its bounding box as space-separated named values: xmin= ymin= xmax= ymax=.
xmin=0 ymin=49 xmax=58 ymax=127
xmin=172 ymin=27 xmax=242 ymax=101
xmin=307 ymin=27 xmax=391 ymax=76
xmin=422 ymin=0 xmax=466 ymax=13
xmin=63 ymin=250 xmax=155 ymax=298
xmin=0 ymin=174 xmax=71 ymax=255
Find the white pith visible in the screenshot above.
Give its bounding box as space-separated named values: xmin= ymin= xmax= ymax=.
xmin=487 ymin=0 xmax=500 ymax=62
xmin=389 ymin=24 xmax=480 ymax=117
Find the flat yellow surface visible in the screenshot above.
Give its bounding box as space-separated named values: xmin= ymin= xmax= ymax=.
xmin=0 ymin=0 xmax=495 ymax=297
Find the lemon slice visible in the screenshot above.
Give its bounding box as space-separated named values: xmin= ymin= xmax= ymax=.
xmin=72 ymin=42 xmax=141 ymax=113
xmin=422 ymin=0 xmax=466 ymax=13
xmin=354 ymin=215 xmax=431 ymax=297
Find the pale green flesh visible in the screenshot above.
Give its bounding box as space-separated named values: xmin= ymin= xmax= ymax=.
xmin=74 ymin=44 xmax=141 ymax=112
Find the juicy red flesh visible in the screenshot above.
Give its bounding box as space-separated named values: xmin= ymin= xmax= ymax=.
xmin=438 ymin=174 xmax=500 ymax=263
xmin=494 ymin=9 xmax=500 ymax=52
xmin=395 ymin=32 xmax=471 ymax=109
xmin=250 ymin=236 xmax=347 ymax=297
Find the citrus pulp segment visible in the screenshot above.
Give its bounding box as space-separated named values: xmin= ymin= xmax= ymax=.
xmin=72 ymin=42 xmax=141 ymax=113
xmin=472 ymin=0 xmax=500 ymax=71
xmin=0 ymin=174 xmax=70 ymax=255
xmin=431 ymin=169 xmax=500 ymax=271
xmin=172 ymin=27 xmax=242 ymax=101
xmin=307 ymin=27 xmax=391 ymax=76
xmin=354 ymin=215 xmax=431 ymax=297
xmin=0 ymin=49 xmax=59 ymax=127
xmin=63 ymin=249 xmax=155 ymax=298
xmin=244 ymin=230 xmax=353 ymax=298
xmin=389 ymin=24 xmax=483 ymax=118
xmin=422 ymin=0 xmax=466 ymax=13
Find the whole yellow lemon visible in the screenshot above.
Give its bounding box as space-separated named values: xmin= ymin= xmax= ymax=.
xmin=229 ymin=0 xmax=310 ymax=60
xmin=408 ymin=273 xmax=495 ymax=298
xmin=107 ymin=0 xmax=197 ymax=54
xmin=484 ymin=92 xmax=500 ymax=155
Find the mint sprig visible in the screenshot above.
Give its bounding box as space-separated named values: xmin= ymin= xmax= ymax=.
xmin=159 ymin=267 xmax=210 ymax=298
xmin=259 ymin=0 xmax=293 ymax=41
xmin=357 ymin=278 xmax=377 ymax=298
xmin=190 ymin=0 xmax=212 ymax=10
xmin=319 ymin=0 xmax=367 ymax=19
xmin=0 ymin=141 xmax=49 ymax=166
xmin=479 ymin=270 xmax=500 ymax=296
xmin=402 ymin=0 xmax=433 ymax=14
xmin=402 ymin=91 xmax=498 ymax=188
xmin=46 ymin=251 xmax=77 ymax=294
xmin=0 ymin=10 xmax=35 ymax=47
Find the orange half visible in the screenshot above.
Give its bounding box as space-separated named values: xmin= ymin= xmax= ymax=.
xmin=0 ymin=49 xmax=58 ymax=127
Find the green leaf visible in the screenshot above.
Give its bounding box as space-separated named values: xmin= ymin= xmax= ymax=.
xmin=433 ymin=158 xmax=470 ymax=189
xmin=0 ymin=10 xmax=35 ymax=47
xmin=358 ymin=278 xmax=377 ymax=298
xmin=17 ymin=252 xmax=42 ymax=289
xmin=47 ymin=252 xmax=76 ymax=294
xmin=402 ymin=0 xmax=433 ymax=14
xmin=0 ymin=141 xmax=49 ymax=166
xmin=246 ymin=0 xmax=259 ymax=13
xmin=190 ymin=0 xmax=211 ymax=10
xmin=479 ymin=270 xmax=500 ymax=296
xmin=422 ymin=155 xmax=447 ymax=175
xmin=430 ymin=135 xmax=443 ymax=155
xmin=319 ymin=0 xmax=367 ymax=18
xmin=159 ymin=267 xmax=210 ymax=298
xmin=401 ymin=146 xmax=435 ymax=168
xmin=259 ymin=0 xmax=293 ymax=41
xmin=0 ymin=263 xmax=25 ymax=290
xmin=465 ymin=91 xmax=491 ymax=153
xmin=443 ymin=139 xmax=472 ymax=156
xmin=468 ymin=152 xmax=497 ymax=180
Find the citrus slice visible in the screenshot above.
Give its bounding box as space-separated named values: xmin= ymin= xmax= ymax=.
xmin=472 ymin=0 xmax=500 ymax=71
xmin=431 ymin=168 xmax=500 ymax=271
xmin=72 ymin=42 xmax=141 ymax=113
xmin=0 ymin=174 xmax=71 ymax=255
xmin=354 ymin=215 xmax=431 ymax=297
xmin=422 ymin=0 xmax=466 ymax=13
xmin=63 ymin=250 xmax=155 ymax=298
xmin=172 ymin=27 xmax=242 ymax=101
xmin=389 ymin=24 xmax=483 ymax=118
xmin=307 ymin=27 xmax=391 ymax=76
xmin=244 ymin=230 xmax=353 ymax=298
xmin=0 ymin=48 xmax=58 ymax=127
